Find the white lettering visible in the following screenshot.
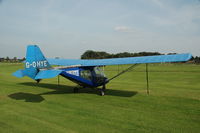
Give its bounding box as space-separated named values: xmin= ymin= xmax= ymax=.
xmin=26 ymin=62 xmax=30 ymax=68
xmin=66 ymin=70 xmax=79 ymax=76
xmin=44 ymin=61 xmax=47 ymax=67
xmin=25 ymin=60 xmax=49 ymax=68
xmin=32 ymin=62 xmax=36 ymax=67
xmin=37 ymin=61 xmax=41 ymax=67
xmin=41 ymin=61 xmax=44 ymax=66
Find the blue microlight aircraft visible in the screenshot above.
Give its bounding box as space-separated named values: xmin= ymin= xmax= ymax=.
xmin=13 ymin=45 xmax=192 ymax=96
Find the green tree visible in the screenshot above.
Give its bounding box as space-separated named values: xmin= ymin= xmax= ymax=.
xmin=6 ymin=56 xmax=9 ymax=62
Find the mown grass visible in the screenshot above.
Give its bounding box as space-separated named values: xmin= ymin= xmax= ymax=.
xmin=0 ymin=63 xmax=199 ymax=133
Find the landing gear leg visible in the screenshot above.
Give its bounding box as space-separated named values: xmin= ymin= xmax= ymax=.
xmin=100 ymin=84 xmax=106 ymax=96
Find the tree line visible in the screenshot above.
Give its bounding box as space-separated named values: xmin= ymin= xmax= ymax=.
xmin=81 ymin=50 xmax=200 ymax=64
xmin=0 ymin=57 xmax=25 ymax=63
xmin=81 ymin=50 xmax=163 ymax=59
xmin=191 ymin=56 xmax=200 ymax=64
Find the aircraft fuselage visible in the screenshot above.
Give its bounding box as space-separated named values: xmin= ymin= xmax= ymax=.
xmin=58 ymin=66 xmax=108 ymax=88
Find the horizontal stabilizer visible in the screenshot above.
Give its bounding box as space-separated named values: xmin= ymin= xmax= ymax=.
xmin=13 ymin=69 xmax=25 ymax=78
xmin=35 ymin=69 xmax=62 ymax=79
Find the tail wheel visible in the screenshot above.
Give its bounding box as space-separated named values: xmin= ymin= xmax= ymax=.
xmin=36 ymin=79 xmax=41 ymax=83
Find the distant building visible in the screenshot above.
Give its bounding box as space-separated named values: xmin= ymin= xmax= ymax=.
xmin=0 ymin=58 xmax=4 ymax=62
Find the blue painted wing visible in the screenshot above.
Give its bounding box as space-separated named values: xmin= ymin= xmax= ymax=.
xmin=47 ymin=53 xmax=192 ymax=67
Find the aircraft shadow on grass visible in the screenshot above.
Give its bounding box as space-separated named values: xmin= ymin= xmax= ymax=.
xmin=8 ymin=82 xmax=137 ymax=103
xmin=8 ymin=92 xmax=44 ymax=103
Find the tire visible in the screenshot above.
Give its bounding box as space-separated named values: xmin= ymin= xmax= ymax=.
xmin=100 ymin=90 xmax=105 ymax=96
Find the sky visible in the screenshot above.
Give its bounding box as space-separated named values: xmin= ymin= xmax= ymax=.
xmin=0 ymin=0 xmax=200 ymax=59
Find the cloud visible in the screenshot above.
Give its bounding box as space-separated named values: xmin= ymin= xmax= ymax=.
xmin=150 ymin=2 xmax=200 ymax=34
xmin=81 ymin=41 xmax=88 ymax=45
xmin=114 ymin=26 xmax=133 ymax=33
xmin=151 ymin=0 xmax=164 ymax=8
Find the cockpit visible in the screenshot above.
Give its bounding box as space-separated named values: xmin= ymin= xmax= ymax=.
xmin=80 ymin=69 xmax=92 ymax=81
xmin=93 ymin=66 xmax=107 ymax=85
xmin=80 ymin=66 xmax=108 ymax=86
xmin=93 ymin=66 xmax=105 ymax=78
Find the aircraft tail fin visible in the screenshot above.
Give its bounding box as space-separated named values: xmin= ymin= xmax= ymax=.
xmin=13 ymin=45 xmax=51 ymax=79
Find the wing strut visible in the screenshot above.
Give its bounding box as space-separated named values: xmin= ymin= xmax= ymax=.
xmin=58 ymin=75 xmax=60 ymax=86
xmin=146 ymin=64 xmax=150 ymax=95
xmin=108 ymin=64 xmax=150 ymax=95
xmin=108 ymin=64 xmax=139 ymax=82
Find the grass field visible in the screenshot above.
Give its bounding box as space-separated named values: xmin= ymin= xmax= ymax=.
xmin=0 ymin=63 xmax=199 ymax=133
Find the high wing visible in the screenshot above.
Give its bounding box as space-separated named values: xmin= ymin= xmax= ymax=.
xmin=47 ymin=53 xmax=192 ymax=67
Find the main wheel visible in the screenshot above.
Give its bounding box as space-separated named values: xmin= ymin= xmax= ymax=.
xmin=100 ymin=89 xmax=105 ymax=96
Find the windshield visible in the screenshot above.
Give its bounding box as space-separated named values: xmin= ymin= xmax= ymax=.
xmin=80 ymin=70 xmax=92 ymax=81
xmin=94 ymin=67 xmax=105 ymax=77
xmin=93 ymin=66 xmax=107 ymax=85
